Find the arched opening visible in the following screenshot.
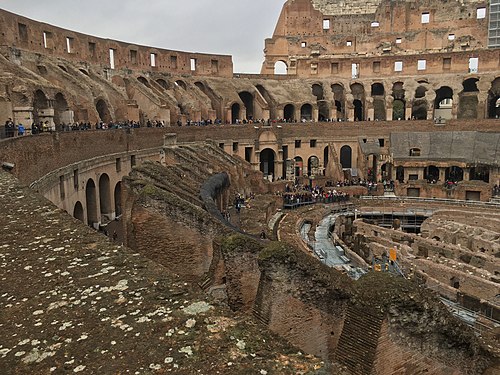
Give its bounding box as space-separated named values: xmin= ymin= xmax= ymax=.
xmin=157 ymin=79 xmax=170 ymax=90
xmin=96 ymin=99 xmax=112 ymax=123
xmin=392 ymin=82 xmax=405 ymax=100
xmin=350 ymin=83 xmax=365 ymax=121
xmin=33 ymin=89 xmax=49 ymax=125
xmin=424 ymin=165 xmax=440 ymax=183
xmin=463 ymin=78 xmax=479 ymax=92
xmin=380 ymin=163 xmax=393 ymax=181
xmin=451 ymin=277 xmax=460 ymax=289
xmin=353 ymin=100 xmax=363 ymax=121
xmin=284 ymin=104 xmax=295 ymax=121
xmin=470 ymin=166 xmax=489 ymax=183
xmin=323 ymin=146 xmax=329 ymax=174
xmin=79 ymin=68 xmax=89 ymax=76
xmin=294 ymin=156 xmax=303 ymax=177
xmin=487 ymin=78 xmax=500 ymax=118
xmin=85 ymin=179 xmax=98 ymax=228
xmin=332 ymin=84 xmax=345 ymax=120
xmin=174 ymin=80 xmax=186 ymax=90
xmin=300 ymin=103 xmax=313 ymax=121
xmin=137 ymin=76 xmax=151 ymax=88
xmin=307 ymin=156 xmax=319 ymax=176
xmin=412 ymin=86 xmax=428 ymax=120
xmin=260 ymin=148 xmax=276 ymax=179
xmin=238 ymin=91 xmax=254 ymax=120
xmin=99 ymin=174 xmax=112 ymax=222
xmin=313 ymin=84 xmax=329 ymax=121
xmin=114 ymin=182 xmax=122 ymax=216
xmin=73 ymin=201 xmax=84 ymax=222
xmin=274 ymin=61 xmax=288 ymax=75
xmin=396 ymin=166 xmax=404 ymax=183
xmin=434 ymin=86 xmax=453 ymax=120
xmin=53 ymin=92 xmax=69 ymax=127
xmin=445 ymin=166 xmax=464 ymax=182
xmin=340 ymin=145 xmax=352 ymax=169
xmin=231 ymin=103 xmax=240 ymax=124
xmin=393 ymin=99 xmax=405 ymax=120
xmin=372 ymin=83 xmax=386 ymax=121
xmin=371 ymin=83 xmax=385 ymax=96
xmin=459 ymin=78 xmax=480 ymax=119
xmin=412 ymin=99 xmax=428 ymax=120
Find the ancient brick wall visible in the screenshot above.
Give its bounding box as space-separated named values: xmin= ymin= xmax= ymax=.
xmin=0 ymin=9 xmax=233 ymax=77
xmin=255 ymin=243 xmax=352 ymax=360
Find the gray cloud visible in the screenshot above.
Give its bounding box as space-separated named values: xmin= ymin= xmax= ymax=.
xmin=1 ymin=0 xmax=284 ymax=73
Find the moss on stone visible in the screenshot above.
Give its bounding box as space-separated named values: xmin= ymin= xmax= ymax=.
xmin=258 ymin=241 xmax=292 ymax=262
xmin=220 ymin=234 xmax=263 ymax=254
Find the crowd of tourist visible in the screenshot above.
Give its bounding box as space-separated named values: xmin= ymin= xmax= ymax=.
xmin=281 ymin=182 xmax=350 ymax=206
xmin=325 ymin=179 xmax=380 ymax=192
xmin=493 ymin=184 xmax=500 ymax=196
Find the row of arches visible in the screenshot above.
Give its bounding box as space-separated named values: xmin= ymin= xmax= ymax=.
xmin=74 ymin=174 xmax=122 ymax=227
xmin=259 ymin=145 xmax=354 ymax=179
xmin=393 ymin=165 xmax=490 ymax=183
xmin=32 ymin=89 xmax=114 ymax=125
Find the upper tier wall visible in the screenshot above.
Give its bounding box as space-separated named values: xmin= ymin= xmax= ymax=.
xmin=0 ymin=9 xmax=233 ymax=78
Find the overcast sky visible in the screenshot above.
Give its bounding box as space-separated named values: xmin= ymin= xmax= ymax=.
xmin=1 ymin=0 xmax=284 ymax=73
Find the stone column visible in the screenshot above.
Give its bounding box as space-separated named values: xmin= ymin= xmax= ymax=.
xmin=463 ymin=168 xmax=470 ymax=181
xmin=439 ymin=167 xmax=446 ymax=182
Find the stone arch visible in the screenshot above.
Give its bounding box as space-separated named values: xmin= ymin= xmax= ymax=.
xmin=53 ymin=92 xmax=69 ymax=126
xmin=114 ymin=182 xmax=122 ymax=216
xmin=434 ymin=86 xmax=453 ymax=119
xmin=73 ymin=201 xmax=84 ymax=222
xmin=95 ymin=99 xmax=112 ymax=123
xmin=274 ymin=60 xmax=288 ymax=75
xmin=231 ymin=103 xmax=240 ymax=123
xmin=412 ymin=86 xmax=428 ymax=120
xmin=380 ymin=163 xmax=393 ymax=181
xmin=260 ymin=148 xmax=276 ymax=178
xmin=424 ymin=165 xmax=440 ymax=182
xmin=392 ymin=82 xmax=406 ymax=120
xmin=487 ymin=78 xmax=500 ymax=118
xmin=470 ymin=166 xmax=489 ymax=182
xmin=340 ymin=145 xmax=352 ymax=169
xmin=312 ymin=83 xmax=329 ymax=121
xmin=238 ymin=91 xmax=254 ymax=120
xmin=157 ymin=79 xmax=170 ymax=90
xmin=99 ymin=173 xmax=112 ymax=221
xmin=300 ymin=103 xmax=313 ymax=121
xmin=350 ymin=83 xmax=365 ymax=121
xmin=331 ymin=83 xmax=345 ymax=120
xmin=284 ymin=104 xmax=295 ymax=121
xmin=85 ymin=178 xmax=98 ymax=227
xmin=137 ymin=76 xmax=151 ymax=88
xmin=33 ymin=89 xmax=49 ymax=124
xmin=294 ymin=156 xmax=304 ymax=177
xmin=307 ymin=155 xmax=319 ymax=176
xmin=445 ymin=166 xmax=464 ymax=182
xmin=79 ymin=68 xmax=89 ymax=76
xmin=371 ymin=83 xmax=385 ymax=96
xmin=458 ymin=78 xmax=479 ymax=119
xmin=174 ymin=80 xmax=187 ymax=90
xmin=371 ymin=83 xmax=385 ymax=121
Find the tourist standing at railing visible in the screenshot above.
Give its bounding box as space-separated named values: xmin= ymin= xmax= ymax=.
xmin=4 ymin=118 xmax=14 ymax=138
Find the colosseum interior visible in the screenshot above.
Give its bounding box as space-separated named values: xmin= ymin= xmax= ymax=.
xmin=0 ymin=1 xmax=499 ymax=374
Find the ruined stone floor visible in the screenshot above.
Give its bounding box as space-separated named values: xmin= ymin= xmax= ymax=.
xmin=0 ymin=171 xmax=323 ymax=374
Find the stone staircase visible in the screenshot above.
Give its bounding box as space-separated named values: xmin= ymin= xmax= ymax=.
xmin=335 ymin=305 xmax=384 ymax=375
